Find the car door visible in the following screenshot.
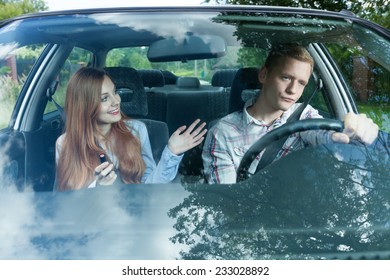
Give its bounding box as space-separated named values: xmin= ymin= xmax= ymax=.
xmin=0 ymin=41 xmax=93 ymax=191
xmin=0 ymin=44 xmax=61 ymax=191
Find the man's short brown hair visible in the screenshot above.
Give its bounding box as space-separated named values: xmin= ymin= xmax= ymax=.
xmin=264 ymin=44 xmax=314 ymax=73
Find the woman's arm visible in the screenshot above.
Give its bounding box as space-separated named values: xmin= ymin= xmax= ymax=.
xmin=130 ymin=120 xmax=182 ymax=184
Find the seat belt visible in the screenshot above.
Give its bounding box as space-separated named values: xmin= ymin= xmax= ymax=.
xmin=256 ymin=78 xmax=323 ymax=171
xmin=46 ymin=80 xmax=66 ymax=123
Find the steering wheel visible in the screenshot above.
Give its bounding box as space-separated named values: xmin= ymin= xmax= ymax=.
xmin=236 ymin=119 xmax=344 ymax=182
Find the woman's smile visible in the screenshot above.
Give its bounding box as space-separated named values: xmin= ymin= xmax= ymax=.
xmin=108 ymin=108 xmax=120 ymax=115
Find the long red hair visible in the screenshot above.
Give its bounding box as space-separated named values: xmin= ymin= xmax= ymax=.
xmin=56 ymin=67 xmax=145 ymax=191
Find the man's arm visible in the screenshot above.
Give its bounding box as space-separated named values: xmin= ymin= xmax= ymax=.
xmin=331 ymin=112 xmax=379 ymax=145
xmin=298 ymin=106 xmax=379 ymax=146
xmin=202 ymin=126 xmax=237 ymax=184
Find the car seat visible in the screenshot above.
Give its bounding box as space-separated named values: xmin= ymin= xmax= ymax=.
xmin=228 ymin=67 xmax=261 ymax=113
xmin=104 ymin=66 xmax=169 ymax=164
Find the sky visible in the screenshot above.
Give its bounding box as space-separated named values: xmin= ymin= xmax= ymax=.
xmin=45 ymin=0 xmax=209 ymax=11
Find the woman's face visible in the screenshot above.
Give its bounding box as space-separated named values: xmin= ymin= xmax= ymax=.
xmin=96 ymin=75 xmax=122 ymax=129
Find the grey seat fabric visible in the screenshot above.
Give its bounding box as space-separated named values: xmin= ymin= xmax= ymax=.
xmin=208 ymin=67 xmax=261 ymax=130
xmin=137 ymin=69 xmax=167 ymax=122
xmin=138 ymin=69 xmax=165 ymax=89
xmin=175 ymin=77 xmax=200 ymax=89
xmin=229 ymin=67 xmax=261 ymax=113
xmin=161 ymin=70 xmax=178 ymax=84
xmin=165 ymin=86 xmax=226 ymax=177
xmin=139 ymin=119 xmax=169 ymax=164
xmin=104 ymin=67 xmax=168 ymax=163
xmin=104 ymin=67 xmax=148 ymax=117
xmin=211 ymin=68 xmax=238 ymax=88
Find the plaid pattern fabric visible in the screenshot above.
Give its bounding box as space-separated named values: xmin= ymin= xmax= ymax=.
xmin=202 ymin=98 xmax=333 ymax=184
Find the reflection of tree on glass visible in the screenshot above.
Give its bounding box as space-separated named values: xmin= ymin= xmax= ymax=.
xmin=0 ymin=45 xmax=43 ymax=129
xmin=170 ymin=139 xmax=390 ymax=259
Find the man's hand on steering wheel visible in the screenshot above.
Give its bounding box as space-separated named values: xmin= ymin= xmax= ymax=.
xmin=331 ymin=112 xmax=379 ymax=145
xmin=236 ymin=119 xmax=344 ymax=182
xmin=236 ymin=113 xmax=380 ymax=182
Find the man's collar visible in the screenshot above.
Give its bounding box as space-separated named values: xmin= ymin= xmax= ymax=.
xmin=243 ymin=98 xmax=266 ymax=126
xmin=242 ymin=98 xmax=300 ymax=127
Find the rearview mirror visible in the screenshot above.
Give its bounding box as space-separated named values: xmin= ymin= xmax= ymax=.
xmin=147 ymin=34 xmax=227 ymax=62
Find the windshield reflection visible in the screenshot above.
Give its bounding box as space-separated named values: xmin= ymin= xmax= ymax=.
xmin=169 ymin=139 xmax=390 ymax=260
xmin=0 ymin=137 xmax=389 ymax=259
xmin=89 ymin=13 xmax=236 ymax=44
xmin=0 ymin=183 xmax=189 ymax=259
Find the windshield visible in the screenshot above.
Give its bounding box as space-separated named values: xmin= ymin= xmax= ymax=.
xmin=0 ymin=7 xmax=389 ymax=261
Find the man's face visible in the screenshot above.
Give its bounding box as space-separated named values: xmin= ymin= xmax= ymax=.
xmin=259 ymin=57 xmax=312 ymax=112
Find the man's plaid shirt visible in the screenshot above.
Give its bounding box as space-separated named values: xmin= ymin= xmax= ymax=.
xmin=202 ymin=98 xmax=333 ymax=184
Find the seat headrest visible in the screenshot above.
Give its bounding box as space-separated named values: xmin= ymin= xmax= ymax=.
xmin=176 ymin=77 xmax=200 ymax=88
xmin=161 ymin=70 xmax=178 ymax=85
xmin=229 ymin=67 xmax=261 ymax=113
xmin=211 ymin=69 xmax=238 ymax=87
xmin=138 ymin=69 xmax=165 ymax=88
xmin=104 ymin=67 xmax=148 ymax=117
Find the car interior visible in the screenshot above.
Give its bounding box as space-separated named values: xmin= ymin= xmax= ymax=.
xmin=1 ymin=6 xmax=390 ymax=263
xmin=6 ymin=52 xmax=332 ymax=192
xmin=36 ymin=62 xmax=325 ymax=191
xmin=1 ymin=10 xmax=369 ymax=192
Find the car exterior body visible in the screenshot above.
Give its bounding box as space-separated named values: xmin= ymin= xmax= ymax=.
xmin=0 ymin=5 xmax=389 ymax=259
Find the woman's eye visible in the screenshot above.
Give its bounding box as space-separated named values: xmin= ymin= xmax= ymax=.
xmin=101 ymin=97 xmax=108 ymax=102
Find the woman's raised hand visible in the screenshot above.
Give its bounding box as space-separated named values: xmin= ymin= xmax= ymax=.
xmin=167 ymin=119 xmax=207 ymax=155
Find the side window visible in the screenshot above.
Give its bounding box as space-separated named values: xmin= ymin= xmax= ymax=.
xmin=44 ymin=47 xmax=93 ymax=114
xmin=350 ymin=57 xmax=390 ymax=133
xmin=301 ymin=75 xmax=331 ymax=118
xmin=327 ymin=44 xmax=390 ymax=133
xmin=0 ymin=44 xmax=45 ymax=130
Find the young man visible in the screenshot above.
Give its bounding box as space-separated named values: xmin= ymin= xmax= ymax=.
xmin=202 ymin=44 xmax=379 ymax=184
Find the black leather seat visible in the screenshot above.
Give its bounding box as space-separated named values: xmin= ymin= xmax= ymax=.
xmin=104 ymin=66 xmax=169 ymax=163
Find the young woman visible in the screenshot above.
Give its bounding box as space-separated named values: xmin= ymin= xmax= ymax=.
xmin=55 ymin=67 xmax=207 ymax=191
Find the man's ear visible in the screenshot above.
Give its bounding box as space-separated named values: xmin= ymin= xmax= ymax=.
xmin=258 ymin=67 xmax=267 ymax=83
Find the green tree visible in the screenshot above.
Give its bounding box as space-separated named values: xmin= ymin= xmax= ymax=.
xmin=349 ymin=0 xmax=390 ymax=29
xmin=169 ymin=145 xmax=390 ymax=259
xmin=206 ymin=0 xmax=389 ymax=29
xmin=0 ymin=0 xmax=48 ymax=21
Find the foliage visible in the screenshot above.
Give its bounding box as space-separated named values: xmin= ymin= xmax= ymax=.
xmin=0 ymin=0 xmax=48 ymax=21
xmin=0 ymin=74 xmax=25 ymax=128
xmin=206 ymin=0 xmax=389 ymax=29
xmin=169 ymin=143 xmax=390 ymax=259
xmin=358 ymin=104 xmax=390 ymax=133
xmin=237 ymin=47 xmax=267 ymax=67
xmin=10 ymin=44 xmax=45 ymax=59
xmin=106 ymin=48 xmax=152 ymax=69
xmin=349 ymin=0 xmax=390 ymax=29
xmin=326 ymin=42 xmax=390 ymax=124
